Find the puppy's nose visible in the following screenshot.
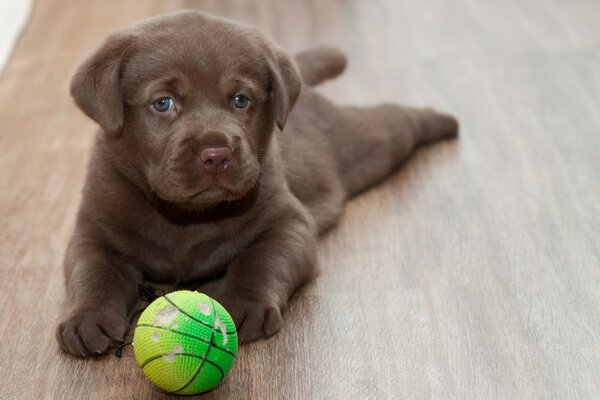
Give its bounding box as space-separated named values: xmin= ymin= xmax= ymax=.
xmin=199 ymin=147 xmax=232 ymax=174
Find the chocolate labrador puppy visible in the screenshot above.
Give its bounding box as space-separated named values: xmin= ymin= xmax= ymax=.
xmin=56 ymin=10 xmax=458 ymax=356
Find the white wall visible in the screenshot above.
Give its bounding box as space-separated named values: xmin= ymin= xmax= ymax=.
xmin=0 ymin=0 xmax=33 ymax=75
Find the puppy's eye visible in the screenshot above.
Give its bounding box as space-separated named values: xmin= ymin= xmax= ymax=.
xmin=152 ymin=97 xmax=174 ymax=112
xmin=232 ymin=94 xmax=249 ymax=109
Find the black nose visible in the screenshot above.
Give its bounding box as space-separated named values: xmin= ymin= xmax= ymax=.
xmin=199 ymin=147 xmax=232 ymax=174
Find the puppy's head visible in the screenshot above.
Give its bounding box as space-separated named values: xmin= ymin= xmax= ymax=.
xmin=71 ymin=11 xmax=301 ymax=210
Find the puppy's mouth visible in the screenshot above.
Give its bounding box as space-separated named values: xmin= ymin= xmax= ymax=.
xmin=188 ymin=184 xmax=245 ymax=202
xmin=151 ymin=175 xmax=258 ymax=210
xmin=150 ymin=178 xmax=261 ymax=224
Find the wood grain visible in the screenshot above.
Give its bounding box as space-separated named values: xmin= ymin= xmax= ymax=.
xmin=0 ymin=0 xmax=599 ymax=398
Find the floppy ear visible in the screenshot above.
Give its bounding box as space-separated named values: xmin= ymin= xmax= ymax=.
xmin=70 ymin=32 xmax=134 ymax=134
xmin=267 ymin=47 xmax=302 ymax=131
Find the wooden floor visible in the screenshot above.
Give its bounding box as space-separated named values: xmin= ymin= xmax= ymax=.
xmin=1 ymin=0 xmax=599 ymax=398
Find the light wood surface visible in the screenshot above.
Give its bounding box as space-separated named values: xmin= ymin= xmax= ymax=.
xmin=1 ymin=0 xmax=599 ymax=399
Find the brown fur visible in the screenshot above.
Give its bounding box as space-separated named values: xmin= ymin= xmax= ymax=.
xmin=56 ymin=10 xmax=458 ymax=356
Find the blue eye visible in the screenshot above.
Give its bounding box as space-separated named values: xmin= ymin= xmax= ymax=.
xmin=232 ymin=94 xmax=249 ymax=109
xmin=152 ymin=97 xmax=174 ymax=112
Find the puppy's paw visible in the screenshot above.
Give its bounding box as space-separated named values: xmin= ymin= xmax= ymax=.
xmin=56 ymin=310 xmax=128 ymax=357
xmin=218 ymin=294 xmax=283 ymax=343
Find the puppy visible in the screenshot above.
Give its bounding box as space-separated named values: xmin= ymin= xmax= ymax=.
xmin=56 ymin=10 xmax=458 ymax=356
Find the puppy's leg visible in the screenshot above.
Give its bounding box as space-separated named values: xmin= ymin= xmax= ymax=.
xmin=210 ymin=205 xmax=317 ymax=343
xmin=335 ymin=105 xmax=459 ymax=196
xmin=56 ymin=236 xmax=142 ymax=356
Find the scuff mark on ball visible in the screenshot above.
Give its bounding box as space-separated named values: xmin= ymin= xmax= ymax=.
xmin=154 ymin=304 xmax=179 ymax=327
xmin=214 ymin=316 xmax=228 ymax=345
xmin=197 ymin=301 xmax=211 ymax=316
xmin=162 ymin=344 xmax=183 ymax=363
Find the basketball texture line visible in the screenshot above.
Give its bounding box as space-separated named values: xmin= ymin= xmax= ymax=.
xmin=164 ymin=294 xmax=237 ymax=334
xmin=140 ymin=353 xmax=226 ymax=380
xmin=135 ymin=324 xmax=237 ymax=357
xmin=171 ymin=298 xmax=219 ymax=394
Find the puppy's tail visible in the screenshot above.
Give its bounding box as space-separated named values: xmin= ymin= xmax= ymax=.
xmin=336 ymin=105 xmax=459 ymax=197
xmin=294 ymin=46 xmax=347 ymax=86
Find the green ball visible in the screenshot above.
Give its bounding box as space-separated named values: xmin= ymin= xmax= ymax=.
xmin=133 ymin=290 xmax=238 ymax=395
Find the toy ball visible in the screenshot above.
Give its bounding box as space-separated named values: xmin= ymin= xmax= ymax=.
xmin=133 ymin=290 xmax=238 ymax=395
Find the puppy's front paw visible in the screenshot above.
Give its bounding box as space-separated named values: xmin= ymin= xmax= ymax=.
xmin=56 ymin=310 xmax=128 ymax=357
xmin=218 ymin=294 xmax=283 ymax=343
